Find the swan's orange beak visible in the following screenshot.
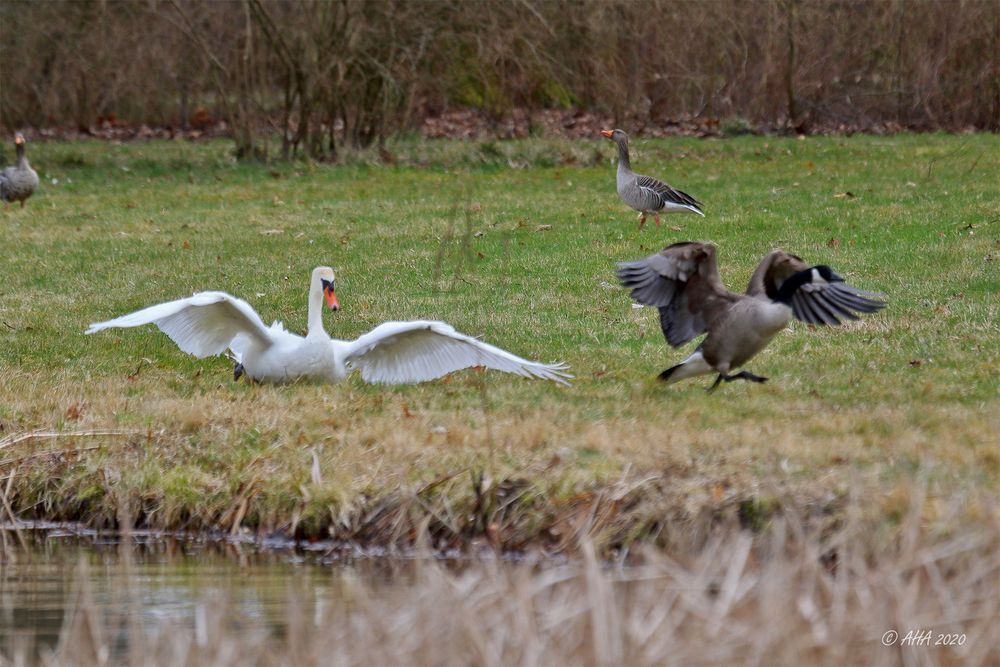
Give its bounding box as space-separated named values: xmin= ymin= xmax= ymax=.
xmin=600 ymin=129 xmax=614 ymax=138
xmin=324 ymin=286 xmax=339 ymax=311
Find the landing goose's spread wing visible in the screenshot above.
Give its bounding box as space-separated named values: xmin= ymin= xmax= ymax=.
xmin=85 ymin=291 xmax=274 ymax=358
xmin=617 ymin=242 xmax=738 ymax=347
xmin=748 ymin=250 xmax=887 ymax=326
xmin=788 ymin=280 xmax=886 ymax=325
xmin=634 ymin=174 xmax=704 ymax=215
xmin=341 ymin=321 xmax=571 ymax=385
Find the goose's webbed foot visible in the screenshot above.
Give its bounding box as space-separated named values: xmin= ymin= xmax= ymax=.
xmin=707 ymin=370 xmax=769 ymax=392
xmin=734 ymin=370 xmax=768 ymax=384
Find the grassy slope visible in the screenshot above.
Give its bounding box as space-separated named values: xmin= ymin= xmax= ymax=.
xmin=1 ymin=135 xmax=997 ymax=548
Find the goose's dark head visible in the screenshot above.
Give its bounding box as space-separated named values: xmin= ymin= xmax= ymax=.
xmin=774 ymin=264 xmax=845 ymax=305
xmin=811 ymin=265 xmax=844 ymax=284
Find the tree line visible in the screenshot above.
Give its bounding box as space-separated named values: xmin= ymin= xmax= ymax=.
xmin=2 ymin=0 xmax=997 ymax=160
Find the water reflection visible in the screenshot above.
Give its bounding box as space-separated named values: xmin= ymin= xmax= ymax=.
xmin=0 ymin=525 xmax=413 ymax=660
xmin=3 ymin=519 xmax=996 ymax=666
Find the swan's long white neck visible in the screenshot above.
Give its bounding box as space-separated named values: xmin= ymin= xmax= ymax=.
xmin=307 ymin=270 xmax=327 ymax=337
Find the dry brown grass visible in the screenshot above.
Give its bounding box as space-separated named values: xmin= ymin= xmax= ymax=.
xmin=2 ymin=366 xmax=998 ymax=555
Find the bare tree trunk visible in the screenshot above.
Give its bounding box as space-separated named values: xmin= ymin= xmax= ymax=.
xmin=894 ymin=0 xmax=906 ymax=124
xmin=783 ymin=0 xmax=798 ymax=129
xmin=992 ymin=0 xmax=1000 ymax=131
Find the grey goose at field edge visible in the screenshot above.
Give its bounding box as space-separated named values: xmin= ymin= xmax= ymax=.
xmin=86 ymin=266 xmax=571 ymax=386
xmin=616 ymin=242 xmax=886 ymax=390
xmin=601 ymin=128 xmax=703 ymax=227
xmin=1 ymin=134 xmax=40 ymax=209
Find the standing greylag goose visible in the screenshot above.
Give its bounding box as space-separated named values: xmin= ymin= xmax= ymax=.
xmin=617 ymin=242 xmax=885 ymax=390
xmin=1 ymin=134 xmax=39 ymax=209
xmin=86 ymin=266 xmax=571 ymax=385
xmin=601 ymin=129 xmax=703 ymax=227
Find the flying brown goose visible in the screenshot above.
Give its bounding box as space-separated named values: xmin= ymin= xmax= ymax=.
xmin=601 ymin=129 xmax=703 ymax=227
xmin=617 ymin=242 xmax=886 ymax=390
xmin=1 ymin=134 xmax=39 ymax=208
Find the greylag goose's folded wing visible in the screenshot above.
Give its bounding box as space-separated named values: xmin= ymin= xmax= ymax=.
xmin=340 ymin=321 xmax=571 ymax=385
xmin=635 ymin=175 xmax=704 ymax=215
xmin=85 ymin=292 xmax=275 ymax=357
xmin=616 ymin=241 xmax=738 ymax=347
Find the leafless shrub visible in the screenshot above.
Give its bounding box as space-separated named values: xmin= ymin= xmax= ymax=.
xmin=2 ymin=0 xmax=998 ymax=150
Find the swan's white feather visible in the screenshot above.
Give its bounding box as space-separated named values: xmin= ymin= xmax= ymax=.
xmin=341 ymin=320 xmax=571 ymax=385
xmin=85 ymin=291 xmax=274 ymax=358
xmin=86 ymin=272 xmax=571 ymax=386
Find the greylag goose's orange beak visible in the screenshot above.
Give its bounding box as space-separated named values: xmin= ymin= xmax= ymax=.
xmin=14 ymin=134 xmax=24 ymax=145
xmin=600 ymin=129 xmax=614 ymax=139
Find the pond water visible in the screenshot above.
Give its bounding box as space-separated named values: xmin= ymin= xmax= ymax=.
xmin=3 ymin=522 xmax=991 ymax=666
xmin=0 ymin=524 xmax=427 ymax=661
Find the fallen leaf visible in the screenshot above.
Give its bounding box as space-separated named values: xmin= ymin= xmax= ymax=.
xmin=909 ymin=359 xmax=923 ymax=367
xmin=833 ymin=191 xmax=855 ymax=199
xmin=827 ymin=237 xmax=841 ymax=248
xmin=182 ymin=240 xmax=190 ymax=249
xmin=536 ymin=224 xmax=553 ymax=231
xmin=670 ymin=225 xmax=683 ymax=232
xmin=260 ymin=229 xmax=284 ymax=236
xmin=65 ymin=404 xmax=82 ymax=421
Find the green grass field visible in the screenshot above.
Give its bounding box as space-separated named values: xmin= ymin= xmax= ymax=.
xmin=1 ymin=134 xmax=997 ymax=548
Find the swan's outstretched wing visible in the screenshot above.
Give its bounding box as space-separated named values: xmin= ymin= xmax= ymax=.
xmin=616 ymin=241 xmax=739 ymax=347
xmin=85 ymin=291 xmax=274 ymax=358
xmin=341 ymin=320 xmax=571 ymax=385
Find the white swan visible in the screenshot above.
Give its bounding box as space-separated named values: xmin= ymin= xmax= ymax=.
xmin=86 ymin=267 xmax=571 ymax=385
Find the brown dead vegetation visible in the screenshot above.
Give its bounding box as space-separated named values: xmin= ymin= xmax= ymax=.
xmin=7 ymin=494 xmax=999 ymax=666
xmin=2 ymin=0 xmax=998 ymax=159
